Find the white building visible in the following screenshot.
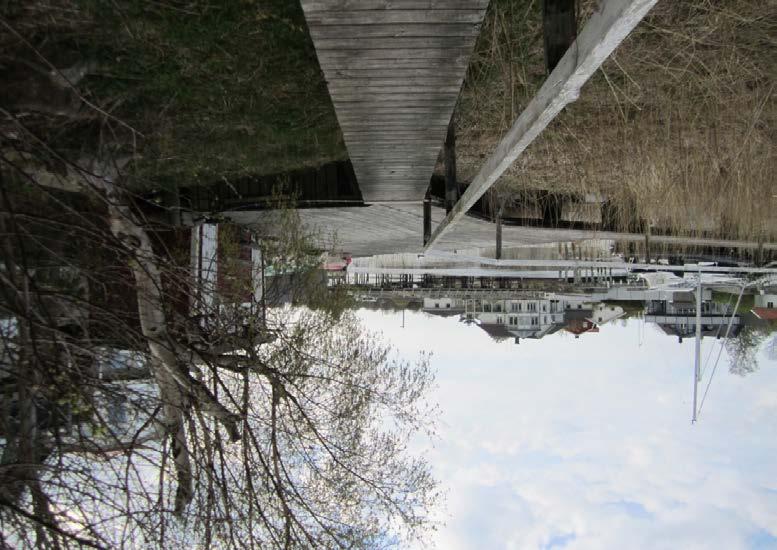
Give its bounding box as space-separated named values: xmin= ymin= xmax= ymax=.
xmin=590 ymin=303 xmax=626 ymax=325
xmin=754 ymin=291 xmax=777 ymax=309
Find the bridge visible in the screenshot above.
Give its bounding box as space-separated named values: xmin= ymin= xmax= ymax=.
xmin=231 ymin=1 xmax=777 ymax=264
xmin=301 ymin=0 xmax=489 ymax=203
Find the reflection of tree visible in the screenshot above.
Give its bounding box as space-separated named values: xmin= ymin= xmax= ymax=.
xmin=726 ymin=326 xmax=769 ymax=376
xmin=1 ymin=141 xmax=435 ymax=546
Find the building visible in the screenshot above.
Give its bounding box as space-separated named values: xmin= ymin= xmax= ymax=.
xmin=645 ymin=293 xmax=741 ymax=342
xmin=190 ymin=223 xmax=264 ymax=313
xmin=752 ymin=289 xmax=777 ymax=321
xmin=425 ymin=293 xmax=593 ymax=342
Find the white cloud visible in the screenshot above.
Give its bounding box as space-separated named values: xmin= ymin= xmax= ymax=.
xmin=358 ymin=309 xmax=777 ymax=550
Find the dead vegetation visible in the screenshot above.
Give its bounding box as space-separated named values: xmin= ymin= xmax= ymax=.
xmin=453 ymin=0 xmax=777 ymax=241
xmin=0 ymin=1 xmax=344 ymax=189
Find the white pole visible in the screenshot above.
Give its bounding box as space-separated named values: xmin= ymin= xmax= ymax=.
xmin=423 ymin=0 xmax=658 ymax=251
xmin=693 ymin=270 xmax=702 ymax=423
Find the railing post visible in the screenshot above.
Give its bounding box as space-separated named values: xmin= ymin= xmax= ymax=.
xmin=423 ymin=191 xmax=432 ymax=246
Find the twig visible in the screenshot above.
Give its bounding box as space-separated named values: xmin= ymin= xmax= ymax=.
xmin=0 ymin=17 xmax=145 ymax=139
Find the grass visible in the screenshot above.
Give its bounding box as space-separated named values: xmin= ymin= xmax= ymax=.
xmin=452 ymin=0 xmax=777 ymax=242
xmin=712 ymin=291 xmax=755 ymax=315
xmin=4 ymin=0 xmax=774 ymax=244
xmin=1 ymin=0 xmax=346 ymax=188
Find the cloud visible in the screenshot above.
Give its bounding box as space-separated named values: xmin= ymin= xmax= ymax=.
xmin=359 ymin=309 xmax=777 ymax=550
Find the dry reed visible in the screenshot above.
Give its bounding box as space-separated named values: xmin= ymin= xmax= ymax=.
xmin=453 ymin=0 xmax=777 ymax=242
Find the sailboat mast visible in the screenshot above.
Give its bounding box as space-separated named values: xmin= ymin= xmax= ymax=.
xmin=692 ymin=270 xmax=702 ymax=423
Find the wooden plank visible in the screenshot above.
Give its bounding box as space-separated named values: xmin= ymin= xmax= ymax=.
xmin=337 ymin=112 xmax=450 ymax=118
xmin=360 ymin=174 xmax=432 ymax=180
xmin=423 ymin=0 xmax=658 ymax=251
xmin=338 ymin=115 xmax=451 ymax=122
xmin=346 ymin=144 xmax=442 ymax=149
xmin=330 ymin=92 xmax=459 ymax=102
xmin=359 ymin=182 xmax=430 ymax=188
xmin=346 ymin=139 xmax=441 ymax=145
xmin=335 ymin=108 xmax=453 ymax=117
xmin=352 ymin=165 xmax=433 ymax=170
xmin=355 ymin=168 xmax=435 ymax=175
xmin=338 ymin=117 xmax=450 ymax=125
xmin=348 ymin=151 xmax=440 ymax=157
xmin=350 ymin=156 xmax=440 ymax=161
xmin=316 ymin=48 xmax=470 ymax=61
xmin=342 ymin=126 xmax=447 ymax=132
xmin=302 ymin=0 xmax=490 ymax=11
xmin=357 ymin=163 xmax=433 ymax=169
xmin=315 ymin=36 xmax=477 ymax=50
xmin=345 ymin=130 xmax=445 ymax=137
xmin=339 ymin=122 xmax=451 ymax=129
xmin=328 ymin=84 xmax=462 ymax=94
xmin=361 ymin=177 xmax=435 ymax=183
xmin=365 ymin=193 xmax=431 ymax=202
xmin=302 ymin=0 xmax=486 ymax=203
xmin=350 ymin=157 xmax=437 ymax=163
xmin=343 ymin=132 xmax=445 ymax=139
xmin=333 ymin=99 xmax=456 ymax=107
xmin=306 ymin=10 xmax=485 ymax=25
xmin=360 ymin=179 xmax=432 ymax=184
xmin=344 ymin=131 xmax=446 ymax=139
xmin=325 ymin=76 xmax=464 ymax=87
xmin=346 ymin=138 xmax=442 ymax=143
xmin=361 ymin=183 xmax=431 ymax=189
xmin=331 ymin=67 xmax=467 ymax=78
xmin=308 ymin=23 xmax=481 ymax=39
xmin=359 ymin=177 xmax=431 ymax=182
xmin=350 ymin=162 xmax=438 ymax=166
xmin=340 ymin=121 xmax=449 ymax=129
xmin=339 ymin=122 xmax=450 ymax=130
xmin=318 ymin=56 xmax=470 ymax=70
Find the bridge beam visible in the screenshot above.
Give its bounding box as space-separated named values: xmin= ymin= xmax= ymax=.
xmin=422 ymin=0 xmax=658 ymax=252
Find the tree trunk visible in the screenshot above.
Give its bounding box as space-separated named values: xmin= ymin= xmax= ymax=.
xmin=88 ymin=161 xmax=241 ymax=514
xmin=444 ymin=122 xmax=457 ymax=214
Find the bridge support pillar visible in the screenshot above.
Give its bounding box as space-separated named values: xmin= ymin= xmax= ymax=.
xmin=495 ymin=213 xmax=503 ymax=260
xmin=423 ymin=193 xmax=432 ymax=246
xmin=445 ymin=122 xmax=458 ymax=214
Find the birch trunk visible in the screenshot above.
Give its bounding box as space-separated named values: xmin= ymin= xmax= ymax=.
xmin=88 ymin=161 xmax=241 ymax=513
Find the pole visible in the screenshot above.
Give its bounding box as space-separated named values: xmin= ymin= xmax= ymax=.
xmin=422 ymin=0 xmax=659 ymax=251
xmin=444 ymin=121 xmax=457 ymax=214
xmin=495 ymin=212 xmax=503 ymax=260
xmin=423 ymin=192 xmax=432 ymax=246
xmin=692 ymin=269 xmax=701 ymax=423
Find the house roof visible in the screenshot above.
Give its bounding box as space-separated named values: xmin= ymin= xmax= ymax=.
xmin=564 ymin=309 xmax=594 ymax=321
xmin=752 ymin=307 xmax=777 ymax=321
xmin=657 ymin=324 xmax=743 ymax=338
xmin=564 ymin=319 xmax=598 ymax=335
xmin=423 ymin=308 xmax=464 ymax=317
xmin=478 ymin=323 xmax=513 ymax=342
xmin=510 ymin=324 xmax=564 ymax=340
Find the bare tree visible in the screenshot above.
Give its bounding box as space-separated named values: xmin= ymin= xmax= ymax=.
xmin=1 ymin=62 xmax=436 ymax=550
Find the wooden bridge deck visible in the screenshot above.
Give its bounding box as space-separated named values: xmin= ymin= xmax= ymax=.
xmin=226 ymin=204 xmax=777 ymax=259
xmin=300 ymin=0 xmax=489 ymax=202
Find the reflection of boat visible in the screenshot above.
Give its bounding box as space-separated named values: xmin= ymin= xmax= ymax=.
xmin=322 ymin=253 xmax=352 ymax=272
xmin=459 ymin=315 xmax=480 ymax=326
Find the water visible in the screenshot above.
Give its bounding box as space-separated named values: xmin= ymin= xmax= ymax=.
xmin=356 ymin=306 xmax=777 ymax=549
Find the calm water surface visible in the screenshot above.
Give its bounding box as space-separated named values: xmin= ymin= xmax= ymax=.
xmin=357 ymin=309 xmax=777 ymax=550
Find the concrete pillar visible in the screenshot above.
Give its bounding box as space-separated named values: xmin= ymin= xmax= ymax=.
xmin=444 ymin=122 xmax=458 ymax=214
xmin=496 ymin=213 xmax=503 ymax=260
xmin=423 ymin=193 xmax=432 ymax=246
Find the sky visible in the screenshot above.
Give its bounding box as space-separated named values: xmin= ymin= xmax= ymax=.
xmin=355 ymin=309 xmax=777 ymax=550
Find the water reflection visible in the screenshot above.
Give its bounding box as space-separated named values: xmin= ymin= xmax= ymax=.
xmin=355 ymin=296 xmax=777 ymax=549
